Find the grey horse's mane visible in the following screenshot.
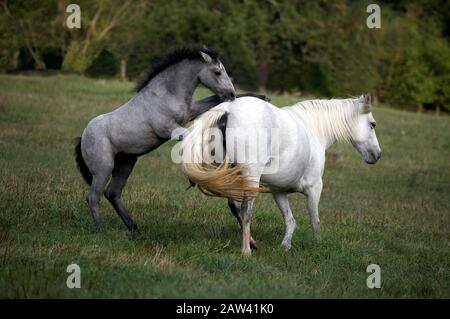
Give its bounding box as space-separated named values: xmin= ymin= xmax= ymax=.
xmin=135 ymin=46 xmax=219 ymax=92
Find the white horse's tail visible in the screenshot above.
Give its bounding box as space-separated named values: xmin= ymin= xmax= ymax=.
xmin=180 ymin=106 xmax=267 ymax=201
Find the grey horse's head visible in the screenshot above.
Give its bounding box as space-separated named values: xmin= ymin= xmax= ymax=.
xmin=351 ymin=94 xmax=382 ymax=164
xmin=197 ymin=50 xmax=236 ymax=101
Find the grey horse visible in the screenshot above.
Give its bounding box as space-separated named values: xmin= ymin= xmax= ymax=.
xmin=74 ymin=47 xmax=263 ymax=232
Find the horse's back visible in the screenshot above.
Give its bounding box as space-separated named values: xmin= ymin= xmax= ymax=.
xmin=84 ymin=96 xmax=168 ymax=156
xmin=223 ymin=97 xmax=314 ymax=192
xmin=225 ymin=97 xmax=279 ymax=127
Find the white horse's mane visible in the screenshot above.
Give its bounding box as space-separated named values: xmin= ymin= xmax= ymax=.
xmin=289 ymin=97 xmax=363 ymax=145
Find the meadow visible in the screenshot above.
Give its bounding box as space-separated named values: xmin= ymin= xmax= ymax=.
xmin=0 ymin=74 xmax=448 ymax=298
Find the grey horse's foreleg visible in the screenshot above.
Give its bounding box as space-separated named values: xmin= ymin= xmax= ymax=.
xmin=305 ymin=180 xmax=323 ymax=241
xmin=228 ymin=198 xmax=257 ymax=250
xmin=189 ymin=95 xmax=223 ymax=120
xmin=88 ymin=169 xmax=113 ymax=229
xmin=236 ymin=93 xmax=270 ymax=102
xmin=104 ymin=155 xmax=139 ymax=232
xmin=272 ymin=193 xmax=296 ymax=250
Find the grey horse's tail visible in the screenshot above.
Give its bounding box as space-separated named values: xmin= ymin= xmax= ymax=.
xmin=74 ymin=137 xmax=92 ymax=185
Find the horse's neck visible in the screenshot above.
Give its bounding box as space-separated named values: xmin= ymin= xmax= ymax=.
xmin=139 ymin=61 xmax=200 ymax=108
xmin=288 ymin=99 xmax=357 ymax=149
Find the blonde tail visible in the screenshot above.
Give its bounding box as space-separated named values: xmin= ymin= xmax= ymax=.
xmin=180 ymin=107 xmax=267 ymax=201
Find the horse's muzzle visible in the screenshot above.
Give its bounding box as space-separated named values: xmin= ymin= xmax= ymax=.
xmin=219 ymin=90 xmax=236 ymax=102
xmin=365 ymin=150 xmax=381 ymax=164
xmin=226 ymin=91 xmax=236 ymax=101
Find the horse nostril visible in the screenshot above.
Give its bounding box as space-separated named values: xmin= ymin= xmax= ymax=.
xmin=229 ymin=92 xmax=236 ymax=100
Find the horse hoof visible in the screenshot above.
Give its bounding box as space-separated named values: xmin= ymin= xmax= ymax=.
xmin=129 ymin=232 xmax=141 ymax=241
xmin=250 ymin=241 xmax=258 ymax=251
xmin=130 ymin=224 xmax=140 ymax=233
xmin=93 ymin=223 xmax=104 ymax=232
xmin=242 ymin=249 xmax=252 ymax=257
xmin=281 ymin=241 xmax=291 ymax=250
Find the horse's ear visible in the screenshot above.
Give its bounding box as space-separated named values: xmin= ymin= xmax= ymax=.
xmin=361 ymin=93 xmax=372 ymax=113
xmin=199 ymin=51 xmax=213 ymax=64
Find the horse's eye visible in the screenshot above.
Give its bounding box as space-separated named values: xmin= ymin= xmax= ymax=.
xmin=214 ymin=70 xmax=221 ymax=76
xmin=370 ymin=122 xmax=376 ymax=129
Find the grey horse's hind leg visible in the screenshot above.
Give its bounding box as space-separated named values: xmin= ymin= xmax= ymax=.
xmin=104 ymin=154 xmax=139 ymax=232
xmin=88 ymin=168 xmax=113 ymax=229
xmin=228 ymin=199 xmax=257 ymax=250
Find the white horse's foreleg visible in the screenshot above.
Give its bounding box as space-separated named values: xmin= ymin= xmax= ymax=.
xmin=272 ymin=193 xmax=296 ymax=250
xmin=305 ymin=180 xmax=323 ymax=241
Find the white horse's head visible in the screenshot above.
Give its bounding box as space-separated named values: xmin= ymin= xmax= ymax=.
xmin=351 ymin=94 xmax=382 ymax=164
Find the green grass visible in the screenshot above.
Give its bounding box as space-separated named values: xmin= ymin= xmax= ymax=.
xmin=0 ymin=74 xmax=449 ymax=298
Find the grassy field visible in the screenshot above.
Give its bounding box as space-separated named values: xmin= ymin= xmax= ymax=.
xmin=0 ymin=74 xmax=449 ymax=298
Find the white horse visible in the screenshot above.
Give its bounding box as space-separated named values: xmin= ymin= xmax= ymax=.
xmin=179 ymin=94 xmax=381 ymax=255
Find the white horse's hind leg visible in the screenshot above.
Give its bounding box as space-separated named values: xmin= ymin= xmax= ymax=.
xmin=238 ymin=166 xmax=263 ymax=256
xmin=240 ymin=197 xmax=256 ymax=256
xmin=305 ymin=180 xmax=323 ymax=241
xmin=272 ymin=193 xmax=296 ymax=250
xmin=227 ymin=199 xmax=258 ymax=250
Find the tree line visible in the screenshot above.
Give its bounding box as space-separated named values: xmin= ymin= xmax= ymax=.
xmin=1 ymin=0 xmax=449 ymax=112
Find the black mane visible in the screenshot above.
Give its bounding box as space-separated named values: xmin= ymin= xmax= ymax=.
xmin=135 ymin=46 xmax=219 ymax=92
